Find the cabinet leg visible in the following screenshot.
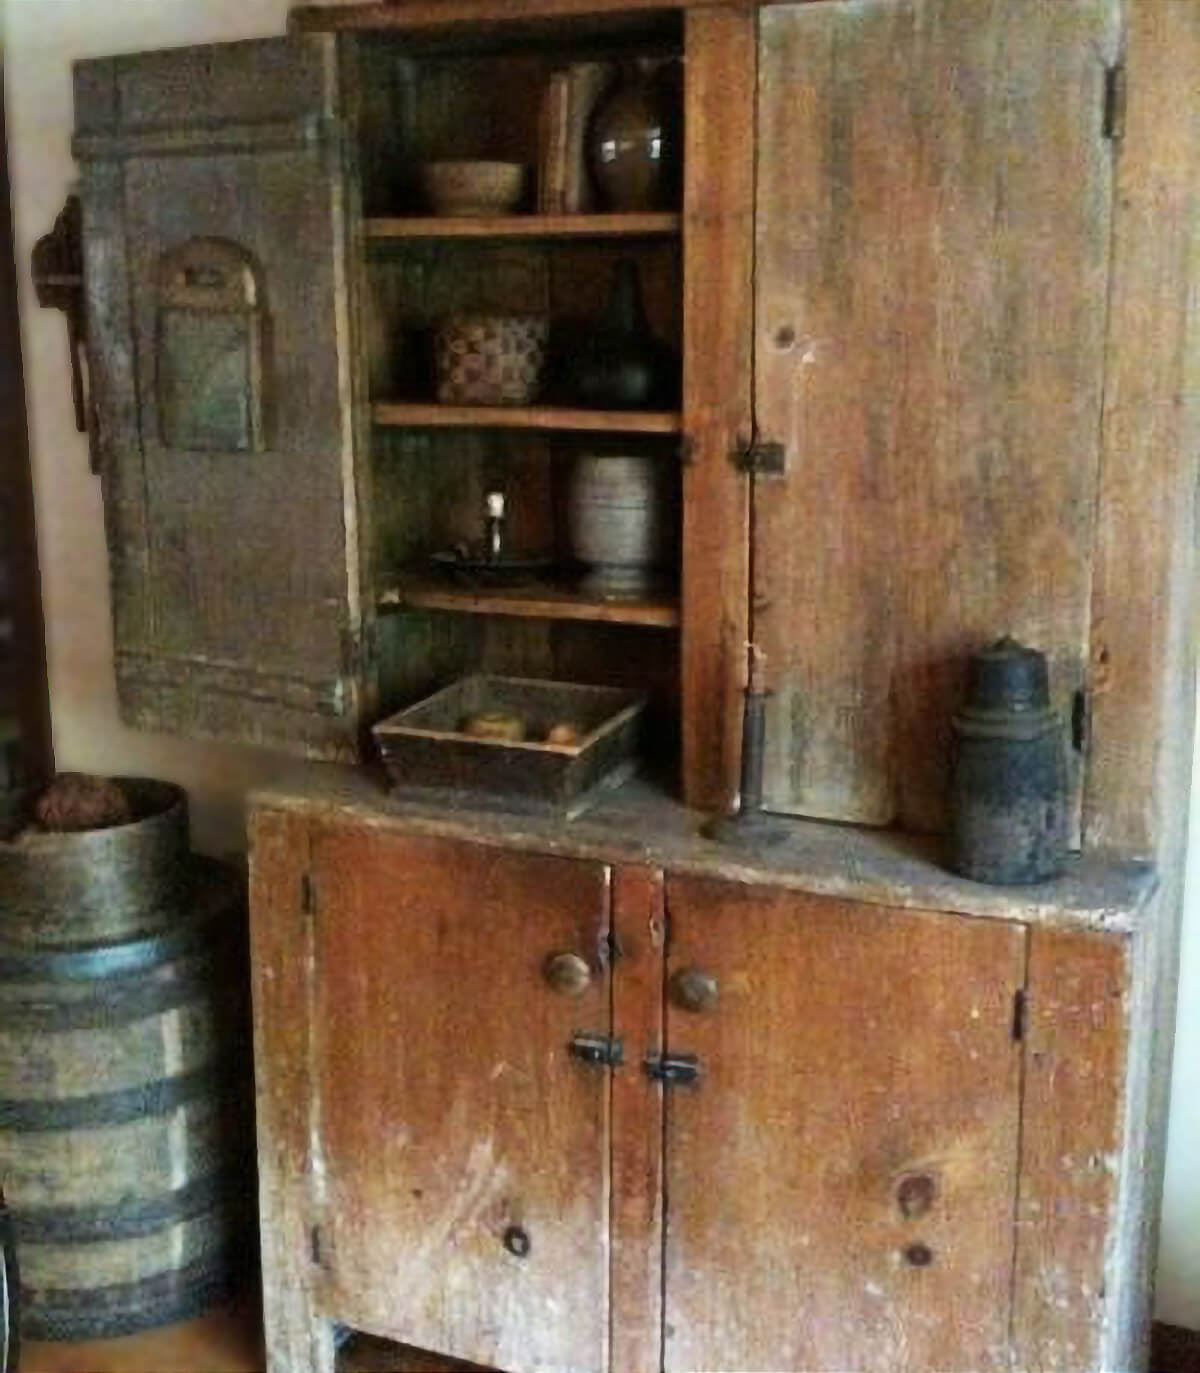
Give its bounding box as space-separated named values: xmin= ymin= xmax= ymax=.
xmin=262 ymin=1294 xmax=335 ymax=1373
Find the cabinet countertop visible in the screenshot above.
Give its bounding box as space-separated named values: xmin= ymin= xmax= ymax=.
xmin=248 ymin=765 xmax=1156 ymax=935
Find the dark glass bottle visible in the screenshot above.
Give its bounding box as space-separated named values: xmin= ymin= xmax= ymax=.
xmin=559 ymin=260 xmax=677 ymax=409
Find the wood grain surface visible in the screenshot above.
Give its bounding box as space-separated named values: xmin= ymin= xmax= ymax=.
xmin=610 ymin=865 xmax=666 ymax=1373
xmin=661 ymin=875 xmax=1026 ymax=1373
xmin=1084 ymin=1 xmax=1200 ymax=858
xmin=1011 ymin=927 xmax=1129 ymax=1373
xmin=679 ymin=5 xmax=755 ymax=810
xmin=365 ymin=214 xmax=680 ymax=240
xmin=310 ymin=825 xmax=612 ymax=1373
xmin=753 ymin=0 xmax=1118 ymax=832
xmin=248 ymin=807 xmax=336 ymax=1373
xmin=370 ymin=404 xmax=682 ymax=434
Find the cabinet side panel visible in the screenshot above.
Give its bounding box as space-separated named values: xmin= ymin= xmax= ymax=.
xmin=1012 ymin=927 xmax=1130 ymax=1373
xmin=248 ymin=806 xmax=335 ymax=1373
xmin=1084 ymin=3 xmax=1200 ymax=857
xmin=754 ymin=0 xmax=1118 ymax=830
xmin=662 ymin=877 xmax=1026 ymax=1373
xmin=610 ymin=865 xmax=666 ymax=1373
xmin=680 ymin=5 xmax=754 ymax=811
xmin=311 ymin=827 xmax=612 ymax=1373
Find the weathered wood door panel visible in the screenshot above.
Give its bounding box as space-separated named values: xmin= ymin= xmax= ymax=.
xmin=754 ymin=0 xmax=1119 ymax=829
xmin=310 ymin=826 xmax=612 ymax=1373
xmin=75 ymin=37 xmax=367 ymax=758
xmin=661 ymin=875 xmax=1026 ymax=1373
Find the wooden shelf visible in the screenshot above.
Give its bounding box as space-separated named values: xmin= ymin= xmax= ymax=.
xmin=372 ymin=403 xmax=682 ymax=434
xmin=366 ymin=213 xmax=680 ymax=241
xmin=379 ymin=578 xmax=680 ymax=628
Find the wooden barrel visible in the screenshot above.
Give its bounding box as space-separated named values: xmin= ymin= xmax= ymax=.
xmin=0 ymin=857 xmax=250 ymax=1339
xmin=0 ymin=778 xmax=189 ymax=946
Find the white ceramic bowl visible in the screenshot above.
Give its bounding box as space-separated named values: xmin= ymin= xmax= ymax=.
xmin=419 ymin=160 xmax=526 ymax=217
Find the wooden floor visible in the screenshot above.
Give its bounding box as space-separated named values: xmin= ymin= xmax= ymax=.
xmin=17 ymin=1297 xmax=488 ymax=1372
xmin=16 ymin=1309 xmax=1199 ymax=1373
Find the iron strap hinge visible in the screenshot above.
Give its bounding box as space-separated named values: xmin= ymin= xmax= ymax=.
xmin=644 ymin=1052 xmax=701 ymax=1086
xmin=569 ymin=1034 xmax=624 ymax=1069
xmin=1103 ymin=64 xmax=1126 ymax=142
xmin=733 ymin=437 xmax=787 ymax=476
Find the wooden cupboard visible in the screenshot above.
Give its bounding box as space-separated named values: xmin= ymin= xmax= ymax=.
xmin=71 ymin=0 xmax=1197 ymax=839
xmin=62 ymin=0 xmax=1199 ymax=1370
xmin=249 ymin=777 xmax=1152 ymax=1373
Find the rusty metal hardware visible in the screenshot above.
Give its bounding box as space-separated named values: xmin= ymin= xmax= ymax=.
xmin=732 ymin=437 xmax=786 ymax=476
xmin=31 ymin=195 xmax=93 ymax=467
xmin=543 ymin=952 xmax=591 ymax=996
xmin=644 ymin=1052 xmax=701 ymax=1085
xmin=502 ymin=1225 xmax=531 ymax=1259
xmin=1103 ymin=64 xmax=1126 ymax=142
xmin=670 ymin=969 xmax=719 ymax=1015
xmin=569 ymin=1033 xmax=623 ymax=1069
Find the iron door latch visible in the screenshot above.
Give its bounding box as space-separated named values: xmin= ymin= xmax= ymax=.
xmin=569 ymin=1033 xmax=623 ymax=1069
xmin=733 ymin=438 xmax=787 ymax=476
xmin=644 ymin=1052 xmax=701 ymax=1085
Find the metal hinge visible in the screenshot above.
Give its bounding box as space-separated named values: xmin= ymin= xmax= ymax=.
xmin=1012 ymin=989 xmax=1028 ymax=1043
xmin=733 ymin=436 xmax=787 ymax=476
xmin=1072 ymin=687 xmax=1090 ymax=754
xmin=300 ymin=873 xmax=316 ymax=917
xmin=569 ymin=1033 xmax=624 ymax=1069
xmin=1103 ymin=64 xmax=1126 ymax=142
xmin=644 ymin=1052 xmax=701 ymax=1085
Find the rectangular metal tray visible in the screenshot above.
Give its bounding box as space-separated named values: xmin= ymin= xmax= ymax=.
xmin=372 ymin=675 xmax=646 ymax=814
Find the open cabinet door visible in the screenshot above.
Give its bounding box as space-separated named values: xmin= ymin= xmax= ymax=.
xmin=74 ymin=35 xmax=369 ymax=759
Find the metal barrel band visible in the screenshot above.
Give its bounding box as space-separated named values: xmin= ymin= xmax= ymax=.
xmin=0 ymin=957 xmax=236 ymax=1032
xmin=20 ymin=1253 xmax=243 ymax=1342
xmin=10 ymin=1167 xmax=246 ymax=1244
xmin=0 ymin=903 xmax=233 ymax=984
xmin=0 ymin=1063 xmax=227 ymax=1131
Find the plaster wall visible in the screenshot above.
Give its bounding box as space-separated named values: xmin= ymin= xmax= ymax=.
xmin=3 ymin=0 xmax=1198 ymax=1332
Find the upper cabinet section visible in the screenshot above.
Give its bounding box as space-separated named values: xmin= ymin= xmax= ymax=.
xmin=753 ymin=0 xmax=1120 ymax=833
xmin=74 ymin=36 xmax=370 ymax=760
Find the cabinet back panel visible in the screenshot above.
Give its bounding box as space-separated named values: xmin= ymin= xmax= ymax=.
xmin=662 ymin=876 xmax=1026 ymax=1373
xmin=310 ymin=828 xmax=612 ymax=1373
xmin=754 ymin=0 xmax=1119 ymax=831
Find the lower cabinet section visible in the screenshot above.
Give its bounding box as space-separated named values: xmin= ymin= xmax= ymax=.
xmin=310 ymin=829 xmax=613 ymax=1373
xmin=661 ymin=876 xmax=1026 ymax=1373
xmin=249 ymin=804 xmax=1134 ymax=1373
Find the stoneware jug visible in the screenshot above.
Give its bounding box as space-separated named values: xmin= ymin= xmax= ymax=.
xmin=587 ymin=60 xmax=680 ymax=212
xmin=567 ymin=453 xmax=675 ymax=597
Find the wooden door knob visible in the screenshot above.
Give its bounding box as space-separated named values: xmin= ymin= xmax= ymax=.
xmin=671 ymin=968 xmax=719 ymax=1014
xmin=543 ymin=952 xmax=591 ymax=995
